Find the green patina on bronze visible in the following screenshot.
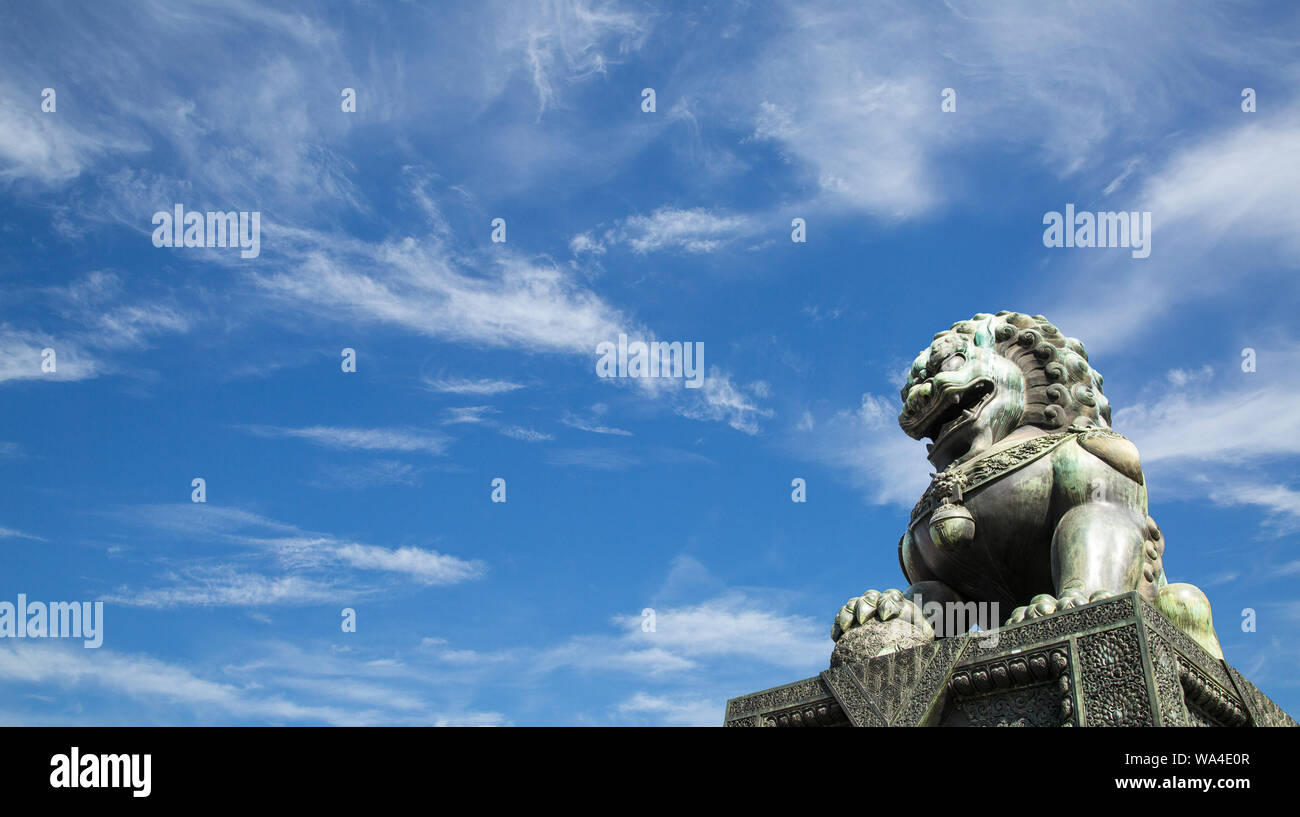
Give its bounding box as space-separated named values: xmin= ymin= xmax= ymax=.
xmin=831 ymin=311 xmax=1224 ymax=664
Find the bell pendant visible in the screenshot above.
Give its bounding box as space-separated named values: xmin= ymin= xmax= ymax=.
xmin=929 ymin=498 xmax=975 ymax=551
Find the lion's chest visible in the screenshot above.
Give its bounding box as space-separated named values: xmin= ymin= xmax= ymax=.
xmin=908 ymin=453 xmax=1058 ymax=601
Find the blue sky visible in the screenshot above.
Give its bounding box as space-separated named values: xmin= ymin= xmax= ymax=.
xmin=1 ymin=0 xmax=1299 ymax=725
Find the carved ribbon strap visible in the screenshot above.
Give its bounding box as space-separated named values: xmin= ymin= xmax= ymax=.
xmin=909 ymin=430 xmax=1090 ymax=527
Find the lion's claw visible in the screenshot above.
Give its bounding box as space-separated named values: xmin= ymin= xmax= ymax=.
xmin=1006 ymin=588 xmax=1108 ymax=624
xmin=854 ymin=597 xmax=876 ymax=625
xmin=831 ymin=588 xmax=931 ymax=641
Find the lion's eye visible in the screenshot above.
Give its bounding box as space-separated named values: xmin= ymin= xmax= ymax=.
xmin=941 ymin=354 xmax=966 ymax=372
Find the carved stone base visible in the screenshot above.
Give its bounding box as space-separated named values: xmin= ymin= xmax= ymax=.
xmin=724 ymin=592 xmax=1297 ymax=727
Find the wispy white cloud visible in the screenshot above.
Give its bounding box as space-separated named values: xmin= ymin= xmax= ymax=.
xmin=0 ymin=78 xmax=143 ymax=186
xmin=257 ymin=228 xmax=632 ymax=354
xmin=0 ymin=640 xmax=506 ymax=726
xmin=104 ymin=567 xmax=344 ymax=608
xmin=331 ymin=543 xmax=485 ymax=586
xmin=0 ymin=642 xmax=356 ymax=724
xmin=718 ymin=0 xmax=1296 ymax=220
xmin=1049 ymin=113 xmax=1300 ymax=355
xmin=441 ymin=406 xmax=498 ymax=426
xmin=561 ymin=415 xmax=633 ymax=436
xmin=1207 ymin=483 xmax=1300 ymax=537
xmin=498 ymin=425 xmax=553 ymax=442
xmin=1116 ymin=358 xmax=1300 ymax=466
xmin=251 ymin=192 xmax=772 ymax=434
xmin=600 ymin=592 xmax=827 ymax=673
xmin=0 ymin=526 xmax=43 ymax=541
xmin=308 ymin=460 xmax=422 ymax=491
xmin=422 ymin=376 xmax=526 ymax=395
xmin=425 ymin=552 xmax=826 ymax=683
xmin=492 ymin=0 xmax=649 ymax=116
xmin=616 ymin=692 xmax=720 ymax=726
xmin=240 ymin=425 xmax=451 ymax=456
xmin=673 ymin=369 xmax=775 ymax=435
xmin=0 ymin=326 xmax=99 ymax=383
xmin=105 ymin=504 xmax=485 ymax=605
xmin=790 ymin=392 xmax=930 ymax=508
xmin=568 ymin=231 xmax=606 ymax=255
xmin=1111 ymin=353 xmax=1300 ymax=535
xmin=423 ymin=592 xmax=825 ymax=682
xmin=1 ymin=271 xmax=195 ymax=386
xmin=48 ymin=271 xmax=192 ymax=350
xmin=590 ymin=207 xmax=759 ymax=255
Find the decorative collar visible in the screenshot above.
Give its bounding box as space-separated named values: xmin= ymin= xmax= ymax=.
xmin=909 ymin=429 xmax=1101 ymax=527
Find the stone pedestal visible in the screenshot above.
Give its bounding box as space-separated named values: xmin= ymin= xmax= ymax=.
xmin=723 ymin=592 xmax=1296 ymax=727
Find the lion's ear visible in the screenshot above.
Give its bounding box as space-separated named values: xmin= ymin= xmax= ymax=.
xmin=973 ymin=317 xmax=994 ymax=348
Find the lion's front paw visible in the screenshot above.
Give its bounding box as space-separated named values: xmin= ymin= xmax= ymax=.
xmin=831 ymin=589 xmax=929 ymax=640
xmin=830 ymin=589 xmax=934 ymax=666
xmin=1006 ymin=589 xmax=1112 ymax=624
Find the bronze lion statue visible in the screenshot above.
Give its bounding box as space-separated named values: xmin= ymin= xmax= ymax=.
xmin=831 ymin=311 xmax=1222 ymax=665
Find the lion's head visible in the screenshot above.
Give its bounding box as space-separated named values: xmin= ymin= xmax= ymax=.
xmin=898 ymin=311 xmax=1111 ymax=470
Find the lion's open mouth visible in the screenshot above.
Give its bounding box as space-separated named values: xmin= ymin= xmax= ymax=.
xmin=913 ymin=379 xmax=995 ymax=444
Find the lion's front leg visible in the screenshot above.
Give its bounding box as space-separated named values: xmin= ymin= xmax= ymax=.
xmin=1006 ymin=502 xmax=1146 ymax=624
